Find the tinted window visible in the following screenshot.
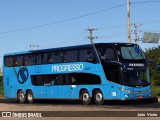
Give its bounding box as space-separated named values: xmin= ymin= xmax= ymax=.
xmin=64 ymin=74 xmax=70 ymax=85
xmin=31 ymin=75 xmax=44 ymax=86
xmin=17 ymin=55 xmax=24 ymax=66
xmin=103 ymin=63 xmax=121 ymax=84
xmin=75 ymin=73 xmax=101 ymax=85
xmin=65 ymin=50 xmax=78 ymax=62
xmin=55 ymin=75 xmax=64 ymax=85
xmin=42 ymin=52 xmax=65 ymax=64
xmin=31 ymin=75 xmax=56 ymax=86
xmin=79 ymin=49 xmax=94 ymax=62
xmin=24 ymin=54 xmax=35 ymax=65
xmin=31 ymin=73 xmax=101 ymax=86
xmin=42 ymin=53 xmax=49 ymax=63
xmin=44 ymin=75 xmax=55 ymax=85
xmin=35 ymin=54 xmax=43 ymax=64
xmin=97 ymin=47 xmax=116 ymax=60
xmin=67 ymin=73 xmax=101 ymax=85
xmin=58 ymin=52 xmax=65 ymax=63
xmin=4 ymin=56 xmax=13 ymax=67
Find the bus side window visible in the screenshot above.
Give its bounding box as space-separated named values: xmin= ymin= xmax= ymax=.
xmin=31 ymin=75 xmax=44 ymax=86
xmin=44 ymin=75 xmax=52 ymax=85
xmin=69 ymin=74 xmax=77 ymax=85
xmin=55 ymin=75 xmax=64 ymax=85
xmin=4 ymin=56 xmax=13 ymax=67
xmin=36 ymin=76 xmax=44 ymax=86
xmin=35 ymin=54 xmax=42 ymax=64
xmin=97 ymin=48 xmax=106 ymax=60
xmin=52 ymin=52 xmax=59 ymax=63
xmin=31 ymin=76 xmax=36 ymax=85
xmin=64 ymin=74 xmax=70 ymax=85
xmin=79 ymin=49 xmax=88 ymax=62
xmin=13 ymin=56 xmax=18 ymax=66
xmin=17 ymin=55 xmax=24 ymax=66
xmin=24 ymin=54 xmax=35 ymax=65
xmin=76 ymin=73 xmax=101 ymax=85
xmin=24 ymin=55 xmax=28 ymax=66
xmin=57 ymin=52 xmax=65 ymax=63
xmin=47 ymin=53 xmax=53 ymax=63
xmin=65 ymin=50 xmax=78 ymax=62
xmin=105 ymin=48 xmax=116 ymax=60
xmin=79 ymin=49 xmax=94 ymax=62
xmin=87 ymin=50 xmax=94 ymax=62
xmin=42 ymin=53 xmax=48 ymax=64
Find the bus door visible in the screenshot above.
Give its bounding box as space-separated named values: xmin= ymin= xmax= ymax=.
xmin=56 ymin=74 xmax=79 ymax=99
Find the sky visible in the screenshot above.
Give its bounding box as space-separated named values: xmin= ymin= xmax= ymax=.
xmin=0 ymin=0 xmax=160 ymax=67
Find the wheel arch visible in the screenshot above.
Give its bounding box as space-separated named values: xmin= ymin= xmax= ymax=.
xmin=17 ymin=89 xmax=24 ymax=95
xmin=79 ymin=88 xmax=89 ymax=98
xmin=92 ymin=88 xmax=102 ymax=97
xmin=26 ymin=89 xmax=32 ymax=94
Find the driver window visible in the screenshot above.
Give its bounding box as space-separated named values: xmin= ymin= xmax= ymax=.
xmin=105 ymin=48 xmax=116 ymax=60
xmin=98 ymin=48 xmax=116 ymax=60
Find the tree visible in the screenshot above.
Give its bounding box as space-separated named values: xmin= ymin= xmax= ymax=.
xmin=145 ymin=46 xmax=160 ymax=86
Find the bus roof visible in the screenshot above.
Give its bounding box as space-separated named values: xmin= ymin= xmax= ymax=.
xmin=4 ymin=43 xmax=137 ymax=56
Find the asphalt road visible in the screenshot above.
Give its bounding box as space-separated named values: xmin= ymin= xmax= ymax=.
xmin=0 ymin=97 xmax=160 ymax=120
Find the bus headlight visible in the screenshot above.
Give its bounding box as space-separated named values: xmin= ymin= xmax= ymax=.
xmin=119 ymin=88 xmax=151 ymax=94
xmin=119 ymin=88 xmax=132 ymax=93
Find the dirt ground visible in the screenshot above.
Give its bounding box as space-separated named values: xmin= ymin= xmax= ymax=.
xmin=0 ymin=98 xmax=159 ymax=120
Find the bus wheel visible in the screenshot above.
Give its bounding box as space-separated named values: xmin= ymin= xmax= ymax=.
xmin=26 ymin=90 xmax=34 ymax=104
xmin=94 ymin=90 xmax=104 ymax=105
xmin=17 ymin=90 xmax=26 ymax=103
xmin=80 ymin=90 xmax=91 ymax=105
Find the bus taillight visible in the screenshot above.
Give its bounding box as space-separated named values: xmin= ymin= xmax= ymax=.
xmin=137 ymin=96 xmax=143 ymax=99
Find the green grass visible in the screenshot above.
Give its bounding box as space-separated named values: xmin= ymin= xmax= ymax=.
xmin=0 ymin=77 xmax=3 ymax=97
xmin=151 ymin=86 xmax=160 ymax=97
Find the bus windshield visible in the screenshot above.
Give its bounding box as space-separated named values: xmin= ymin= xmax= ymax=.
xmin=122 ymin=68 xmax=150 ymax=87
xmin=120 ymin=46 xmax=145 ymax=60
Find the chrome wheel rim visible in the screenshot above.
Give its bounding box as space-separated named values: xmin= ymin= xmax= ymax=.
xmin=28 ymin=93 xmax=33 ymax=101
xmin=96 ymin=93 xmax=103 ymax=102
xmin=19 ymin=93 xmax=25 ymax=100
xmin=83 ymin=93 xmax=90 ymax=102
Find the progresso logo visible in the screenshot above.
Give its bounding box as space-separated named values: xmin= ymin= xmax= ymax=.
xmin=17 ymin=67 xmax=29 ymax=84
xmin=129 ymin=63 xmax=144 ymax=67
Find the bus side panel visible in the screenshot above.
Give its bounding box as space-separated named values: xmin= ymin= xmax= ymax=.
xmin=3 ymin=67 xmax=15 ymax=98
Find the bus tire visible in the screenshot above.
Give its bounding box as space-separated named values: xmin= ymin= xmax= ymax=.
xmin=80 ymin=90 xmax=91 ymax=105
xmin=94 ymin=90 xmax=104 ymax=105
xmin=17 ymin=90 xmax=26 ymax=104
xmin=26 ymin=90 xmax=34 ymax=104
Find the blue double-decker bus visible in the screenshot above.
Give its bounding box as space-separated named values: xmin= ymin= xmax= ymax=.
xmin=3 ymin=43 xmax=151 ymax=105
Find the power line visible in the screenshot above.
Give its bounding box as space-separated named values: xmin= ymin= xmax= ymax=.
xmin=97 ymin=24 xmax=126 ymax=30
xmin=98 ymin=32 xmax=128 ymax=39
xmin=132 ymin=0 xmax=160 ymax=4
xmin=0 ymin=4 xmax=126 ymax=35
xmin=97 ymin=19 xmax=160 ymax=31
xmin=0 ymin=0 xmax=160 ymax=35
xmin=40 ymin=30 xmax=85 ymax=48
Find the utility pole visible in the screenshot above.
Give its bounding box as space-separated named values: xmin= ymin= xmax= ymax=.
xmin=127 ymin=0 xmax=131 ymax=43
xmin=131 ymin=23 xmax=142 ymax=44
xmin=86 ymin=28 xmax=97 ymax=44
